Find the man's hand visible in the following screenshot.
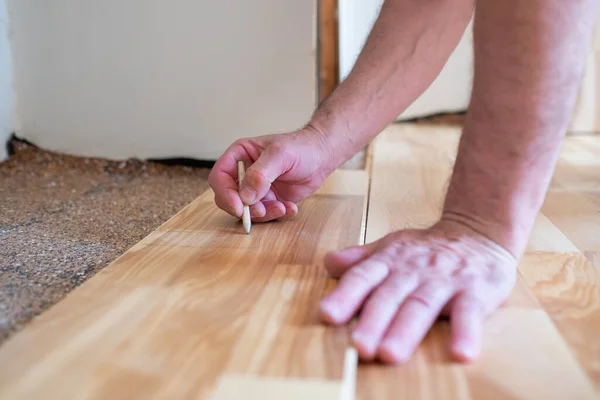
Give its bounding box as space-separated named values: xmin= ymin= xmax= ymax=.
xmin=319 ymin=220 xmax=517 ymax=364
xmin=208 ymin=127 xmax=336 ymax=222
xmin=208 ymin=0 xmax=475 ymax=225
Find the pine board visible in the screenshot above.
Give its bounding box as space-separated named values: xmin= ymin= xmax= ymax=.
xmin=1 ymin=123 xmax=599 ymax=399
xmin=358 ymin=124 xmax=599 ymax=399
xmin=520 ymin=252 xmax=600 ymax=390
xmin=0 ymin=170 xmax=369 ymax=399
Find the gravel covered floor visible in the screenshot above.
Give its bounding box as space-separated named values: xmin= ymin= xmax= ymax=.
xmin=0 ymin=139 xmax=210 ymax=344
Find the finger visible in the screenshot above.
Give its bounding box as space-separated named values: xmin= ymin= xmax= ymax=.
xmin=247 ymin=189 xmax=280 ymax=219
xmin=351 ymin=272 xmax=419 ymax=360
xmin=209 ymin=145 xmax=253 ymax=217
xmin=213 ymin=187 xmax=243 ymax=217
xmin=249 ymin=202 xmax=266 ymax=219
xmin=282 ymin=201 xmax=298 ymax=218
xmin=319 ymin=258 xmax=389 ymax=325
xmin=262 ymin=189 xmax=277 ymax=201
xmin=251 ymin=200 xmax=286 ymax=222
xmin=240 ymin=144 xmax=293 ymax=205
xmin=378 ymin=281 xmax=454 ymax=364
xmin=324 ymin=242 xmax=377 ymax=278
xmin=450 ymin=292 xmax=484 ymax=362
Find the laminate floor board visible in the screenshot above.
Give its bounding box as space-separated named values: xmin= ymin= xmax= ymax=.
xmin=541 ymin=190 xmax=600 ymax=253
xmin=555 ymin=137 xmax=600 ymax=167
xmin=357 ymin=308 xmax=595 ymax=400
xmin=1 ymin=123 xmax=599 ymax=399
xmin=549 ymin=164 xmax=600 ymax=192
xmin=520 ymin=252 xmax=600 ymax=391
xmin=364 ymin=124 xmax=458 ymax=243
xmin=0 ymin=170 xmax=369 ymax=400
xmin=526 ymin=213 xmax=580 ymax=253
xmin=358 ymin=124 xmax=599 ymax=399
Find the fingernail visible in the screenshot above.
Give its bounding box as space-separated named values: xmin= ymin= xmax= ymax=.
xmin=352 ymin=331 xmax=368 ymax=348
xmin=453 ymin=341 xmax=476 ymax=361
xmin=320 ymin=300 xmax=340 ymax=321
xmin=378 ymin=342 xmax=401 ymax=364
xmin=352 ymin=332 xmax=376 ymax=358
xmin=240 ymin=187 xmax=256 ymax=204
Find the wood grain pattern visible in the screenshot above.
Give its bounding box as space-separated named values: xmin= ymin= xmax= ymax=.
xmin=358 ymin=124 xmax=599 ymax=399
xmin=1 ymin=123 xmax=599 ymax=399
xmin=541 ymin=191 xmax=600 ymax=253
xmin=222 ymin=263 xmax=347 ymax=380
xmin=364 ymin=124 xmax=458 ymax=243
xmin=212 ymin=375 xmax=341 ymax=400
xmin=358 ymin=309 xmax=596 ymax=400
xmin=526 ymin=213 xmax=580 ymax=253
xmin=0 ymin=170 xmax=368 ymax=399
xmin=519 ymin=252 xmax=600 ymax=391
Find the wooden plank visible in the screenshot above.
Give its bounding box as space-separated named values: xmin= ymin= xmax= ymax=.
xmin=357 ymin=309 xmax=596 ymax=400
xmin=526 ymin=213 xmax=580 ymax=253
xmin=542 ymin=136 xmax=600 ymax=253
xmin=212 ymin=263 xmax=359 ymax=399
xmin=358 ymin=124 xmax=597 ymax=399
xmin=542 ymin=190 xmax=600 ymax=253
xmin=0 ymin=169 xmax=368 ymax=399
xmin=519 ymin=252 xmax=600 ymax=391
xmin=555 ymin=137 xmax=600 ymax=169
xmin=212 ymin=375 xmax=341 ymax=399
xmin=221 ymin=263 xmax=348 ymax=379
xmin=549 ymin=139 xmax=600 ymax=192
xmin=365 ymin=124 xmax=458 ymax=243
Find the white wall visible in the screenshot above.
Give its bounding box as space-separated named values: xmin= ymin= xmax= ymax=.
xmin=7 ymin=1 xmax=316 ymax=161
xmin=0 ymin=0 xmax=12 ymax=160
xmin=339 ymin=0 xmax=599 ymax=132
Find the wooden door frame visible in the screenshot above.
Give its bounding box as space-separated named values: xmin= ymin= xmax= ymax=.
xmin=318 ymin=0 xmax=339 ymax=103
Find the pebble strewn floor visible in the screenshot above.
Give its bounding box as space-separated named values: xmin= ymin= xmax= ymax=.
xmin=0 ymin=139 xmax=210 ymax=344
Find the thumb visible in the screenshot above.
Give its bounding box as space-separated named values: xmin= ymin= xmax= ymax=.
xmin=239 ymin=144 xmax=291 ymax=205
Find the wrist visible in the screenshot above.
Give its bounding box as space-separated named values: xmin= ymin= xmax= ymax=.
xmin=442 ymin=137 xmax=544 ymax=258
xmin=439 ymin=208 xmax=529 ymax=260
xmin=432 ymin=217 xmax=519 ymax=264
xmin=299 ymin=121 xmax=343 ymax=177
xmin=304 ymin=110 xmax=358 ymax=173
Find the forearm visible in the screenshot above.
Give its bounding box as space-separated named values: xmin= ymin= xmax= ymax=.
xmin=309 ymin=0 xmax=474 ymax=167
xmin=443 ymin=0 xmax=598 ymax=257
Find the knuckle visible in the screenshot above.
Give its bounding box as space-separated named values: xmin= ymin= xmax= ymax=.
xmin=246 ymin=167 xmax=270 ymax=186
xmin=232 ymin=138 xmax=246 ymax=148
xmin=407 ymin=279 xmax=451 ymax=309
xmin=207 ymin=171 xmax=217 ymax=188
xmin=377 ymin=284 xmax=401 ymax=299
xmin=459 ymin=295 xmax=482 ymax=311
xmin=268 ymin=142 xmax=294 ymax=164
xmin=457 ymin=294 xmax=488 ymax=315
xmin=347 ymin=261 xmax=389 ymax=285
xmin=268 ymin=141 xmax=287 ymax=155
xmin=406 ymin=292 xmax=435 ymax=310
xmin=377 ymin=244 xmax=404 ymax=264
xmin=380 ymin=272 xmax=414 ymax=294
xmin=452 ymin=266 xmax=479 ymax=285
xmin=347 ymin=266 xmax=374 ymax=283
